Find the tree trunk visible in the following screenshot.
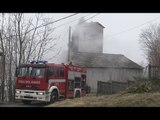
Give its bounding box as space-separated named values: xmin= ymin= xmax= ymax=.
xmin=0 ymin=32 xmax=6 ymax=102
xmin=1 ymin=53 xmax=5 ymax=102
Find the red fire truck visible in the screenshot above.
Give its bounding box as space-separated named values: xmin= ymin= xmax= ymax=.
xmin=15 ymin=61 xmax=87 ymax=104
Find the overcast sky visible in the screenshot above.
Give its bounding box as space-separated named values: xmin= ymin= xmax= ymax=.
xmin=41 ymin=13 xmax=160 ymax=67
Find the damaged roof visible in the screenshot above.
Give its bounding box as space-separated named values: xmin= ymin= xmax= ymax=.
xmin=70 ymin=52 xmax=143 ymax=69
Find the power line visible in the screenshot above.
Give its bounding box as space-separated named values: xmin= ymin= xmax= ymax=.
xmin=53 ymin=13 xmax=100 ymax=43
xmin=3 ymin=13 xmax=79 ymax=39
xmin=51 ymin=13 xmax=99 ymax=39
xmin=54 ymin=14 xmax=92 ymax=29
xmin=26 ymin=14 xmax=91 ymax=37
xmin=3 ymin=13 xmax=96 ymax=40
xmin=25 ymin=13 xmax=79 ymax=34
xmin=72 ymin=13 xmax=100 ymax=27
xmin=105 ymin=16 xmax=160 ymax=38
xmin=28 ymin=14 xmax=93 ymax=39
xmin=48 ymin=14 xmax=100 ymax=55
xmin=46 ymin=13 xmax=100 ymax=61
xmin=82 ymin=13 xmax=100 ymax=23
xmin=41 ymin=13 xmax=100 ymax=61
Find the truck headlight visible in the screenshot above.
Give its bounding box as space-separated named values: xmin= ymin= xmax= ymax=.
xmin=37 ymin=92 xmax=44 ymax=95
xmin=16 ymin=90 xmax=21 ymax=94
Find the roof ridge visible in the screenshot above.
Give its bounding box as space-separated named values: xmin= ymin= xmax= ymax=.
xmin=71 ymin=51 xmax=123 ymax=56
xmin=102 ymin=53 xmax=123 ymax=56
xmin=76 ymin=21 xmax=105 ymax=28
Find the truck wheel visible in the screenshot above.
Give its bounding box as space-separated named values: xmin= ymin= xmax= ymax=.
xmin=22 ymin=100 xmax=31 ymax=105
xmin=75 ymin=91 xmax=80 ymax=98
xmin=50 ymin=90 xmax=58 ymax=103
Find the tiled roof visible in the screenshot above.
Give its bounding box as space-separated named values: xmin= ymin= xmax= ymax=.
xmin=70 ymin=52 xmax=143 ymax=69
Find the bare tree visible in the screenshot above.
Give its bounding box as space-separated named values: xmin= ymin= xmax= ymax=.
xmin=12 ymin=13 xmax=60 ymax=64
xmin=0 ymin=13 xmax=61 ymax=102
xmin=139 ymin=23 xmax=160 ymax=66
xmin=0 ymin=13 xmax=6 ymax=102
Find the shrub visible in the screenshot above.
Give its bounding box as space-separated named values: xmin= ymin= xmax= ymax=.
xmin=127 ymin=80 xmax=152 ymax=93
xmin=127 ymin=77 xmax=152 ymax=93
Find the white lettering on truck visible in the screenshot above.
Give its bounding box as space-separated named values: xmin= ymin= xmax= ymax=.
xmin=18 ymin=80 xmax=40 ymax=84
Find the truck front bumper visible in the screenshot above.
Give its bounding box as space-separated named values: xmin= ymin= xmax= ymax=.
xmin=15 ymin=89 xmax=51 ymax=102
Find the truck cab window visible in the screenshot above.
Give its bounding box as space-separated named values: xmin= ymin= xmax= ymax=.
xmin=48 ymin=67 xmax=54 ymax=76
xmin=55 ymin=66 xmax=59 ymax=78
xmin=19 ymin=67 xmax=28 ymax=77
xmin=31 ymin=68 xmax=45 ymax=78
xmin=60 ymin=67 xmax=64 ymax=78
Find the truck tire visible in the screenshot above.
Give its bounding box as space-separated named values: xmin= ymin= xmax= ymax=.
xmin=50 ymin=90 xmax=58 ymax=103
xmin=75 ymin=91 xmax=80 ymax=98
xmin=22 ymin=100 xmax=31 ymax=105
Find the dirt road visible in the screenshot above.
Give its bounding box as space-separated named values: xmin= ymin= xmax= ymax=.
xmin=0 ymin=101 xmax=48 ymax=107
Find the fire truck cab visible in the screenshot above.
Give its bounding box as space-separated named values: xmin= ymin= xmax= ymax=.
xmin=15 ymin=61 xmax=87 ymax=104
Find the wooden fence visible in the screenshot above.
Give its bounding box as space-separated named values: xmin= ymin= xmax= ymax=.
xmin=148 ymin=64 xmax=160 ymax=80
xmin=97 ymin=80 xmax=135 ymax=95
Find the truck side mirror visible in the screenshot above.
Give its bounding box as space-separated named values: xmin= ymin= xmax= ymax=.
xmin=15 ymin=67 xmax=19 ymax=77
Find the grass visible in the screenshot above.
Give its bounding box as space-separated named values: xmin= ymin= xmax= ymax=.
xmin=46 ymin=92 xmax=160 ymax=107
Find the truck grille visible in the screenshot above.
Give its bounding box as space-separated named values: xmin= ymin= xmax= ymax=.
xmin=24 ymin=91 xmax=34 ymax=93
xmin=17 ymin=84 xmax=39 ymax=90
xmin=24 ymin=96 xmax=34 ymax=99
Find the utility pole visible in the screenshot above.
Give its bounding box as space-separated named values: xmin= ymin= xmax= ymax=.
xmin=68 ymin=26 xmax=71 ymax=62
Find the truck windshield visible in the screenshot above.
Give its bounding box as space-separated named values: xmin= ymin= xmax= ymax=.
xmin=31 ymin=67 xmax=45 ymax=78
xmin=18 ymin=66 xmax=45 ymax=78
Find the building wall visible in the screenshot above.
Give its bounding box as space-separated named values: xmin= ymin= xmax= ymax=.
xmin=86 ymin=67 xmax=143 ymax=92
